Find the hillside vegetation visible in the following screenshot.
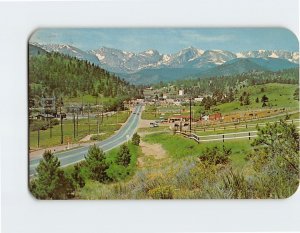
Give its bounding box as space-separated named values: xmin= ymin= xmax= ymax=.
xmin=29 ymin=52 xmax=142 ymax=105
xmin=154 ymin=68 xmax=299 ymax=97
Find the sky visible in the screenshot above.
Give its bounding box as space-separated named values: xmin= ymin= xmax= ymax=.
xmin=29 ymin=28 xmax=299 ymax=53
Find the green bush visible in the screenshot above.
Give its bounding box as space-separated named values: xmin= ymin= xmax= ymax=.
xmin=132 ymin=132 xmax=140 ymax=146
xmin=106 ymin=164 xmax=129 ymax=182
xmin=148 ymin=185 xmax=174 ymax=199
xmin=199 ymin=146 xmax=231 ymax=166
xmin=50 ymin=118 xmax=60 ymax=126
xmin=30 ymin=120 xmax=49 ymax=131
xmin=90 ymin=135 xmax=101 ymax=140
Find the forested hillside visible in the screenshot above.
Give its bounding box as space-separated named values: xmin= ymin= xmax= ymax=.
xmin=29 ymin=52 xmax=142 ymax=105
xmin=154 ymin=68 xmax=299 ymax=97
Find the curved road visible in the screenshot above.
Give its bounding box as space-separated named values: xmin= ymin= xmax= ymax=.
xmin=29 ymin=104 xmax=143 ymax=176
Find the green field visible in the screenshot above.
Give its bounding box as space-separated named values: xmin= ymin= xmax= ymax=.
xmin=143 ymin=132 xmax=251 ymax=168
xmin=215 ymin=83 xmax=298 ymax=113
xmin=29 ymin=111 xmax=129 ymax=149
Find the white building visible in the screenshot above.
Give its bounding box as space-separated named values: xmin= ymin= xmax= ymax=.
xmin=174 ymin=100 xmax=182 ymax=106
xmin=201 ymin=115 xmax=209 ymax=121
xmin=194 ymin=97 xmax=204 ymax=102
xmin=179 ymin=90 xmax=184 ymax=96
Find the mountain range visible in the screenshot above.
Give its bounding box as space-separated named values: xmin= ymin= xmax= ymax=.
xmin=29 ymin=42 xmax=299 ymax=84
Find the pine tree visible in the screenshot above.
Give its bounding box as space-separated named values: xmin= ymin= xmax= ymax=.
xmin=244 ymin=94 xmax=250 ymax=105
xmin=261 ymin=94 xmax=269 ymax=103
xmin=132 ymin=133 xmax=140 ymax=146
xmin=255 ymin=97 xmax=259 ymax=103
xmin=30 ymin=150 xmax=75 ymax=199
xmin=85 ymin=145 xmax=110 ymax=182
xmin=72 ymin=163 xmax=85 ymax=188
xmin=261 ymin=94 xmax=269 ymax=107
xmin=117 ymin=144 xmax=131 ymax=167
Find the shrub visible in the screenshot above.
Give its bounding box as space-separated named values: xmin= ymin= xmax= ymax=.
xmin=148 ymin=185 xmax=174 ymax=199
xmin=106 ymin=164 xmax=129 ymax=182
xmin=30 ymin=120 xmax=49 ymax=131
xmin=132 ymin=132 xmax=140 ymax=146
xmin=199 ymin=146 xmax=231 ymax=166
xmin=90 ymin=135 xmax=101 ymax=140
xmin=50 ymin=118 xmax=60 ymax=126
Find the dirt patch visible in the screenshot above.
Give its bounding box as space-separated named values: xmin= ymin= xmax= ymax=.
xmin=137 ymin=139 xmax=170 ymax=168
xmin=138 ymin=119 xmax=154 ymax=128
xmin=140 ymin=140 xmax=167 ymax=159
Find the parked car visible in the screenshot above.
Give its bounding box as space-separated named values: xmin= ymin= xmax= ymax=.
xmin=150 ymin=122 xmax=159 ymax=127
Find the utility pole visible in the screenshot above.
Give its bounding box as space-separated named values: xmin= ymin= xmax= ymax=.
xmin=81 ymin=95 xmax=84 ymax=116
xmin=88 ymin=103 xmax=90 ymax=134
xmin=101 ymin=99 xmax=104 ymax=124
xmin=189 ymin=97 xmax=192 ymax=134
xmin=116 ymin=107 xmax=118 ymax=125
xmin=76 ymin=109 xmax=79 ymax=137
xmin=60 ymin=97 xmax=63 ymax=144
xmin=73 ymin=110 xmax=76 ymax=139
xmin=37 ymin=128 xmax=40 ymax=148
xmin=97 ymin=104 xmax=99 ymax=135
xmin=49 ymin=115 xmax=52 ymax=138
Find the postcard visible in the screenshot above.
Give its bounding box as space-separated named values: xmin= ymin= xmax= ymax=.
xmin=28 ymin=28 xmax=299 ymax=199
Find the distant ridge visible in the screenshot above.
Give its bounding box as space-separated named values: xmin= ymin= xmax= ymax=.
xmin=29 ymin=42 xmax=299 ymax=84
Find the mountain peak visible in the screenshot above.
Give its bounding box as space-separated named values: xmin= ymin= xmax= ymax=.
xmin=30 ymin=42 xmax=299 ymax=75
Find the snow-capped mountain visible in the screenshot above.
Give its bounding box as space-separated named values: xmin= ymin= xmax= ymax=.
xmin=29 ymin=42 xmax=299 ymax=84
xmin=89 ymin=46 xmax=299 ymax=73
xmin=89 ymin=46 xmax=239 ymax=73
xmin=30 ymin=42 xmax=101 ymax=66
xmin=236 ymin=50 xmax=299 ymax=64
xmin=89 ymin=47 xmax=163 ymax=73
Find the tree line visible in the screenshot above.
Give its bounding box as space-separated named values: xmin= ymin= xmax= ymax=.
xmin=153 ymin=68 xmax=299 ymax=97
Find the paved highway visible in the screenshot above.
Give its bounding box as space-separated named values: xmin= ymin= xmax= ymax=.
xmin=29 ymin=104 xmax=143 ymax=176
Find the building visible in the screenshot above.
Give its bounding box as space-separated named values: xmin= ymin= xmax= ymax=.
xmin=168 ymin=115 xmax=191 ymax=123
xmin=36 ymin=114 xmax=55 ymax=121
xmin=209 ymin=112 xmax=222 ymax=121
xmin=201 ymin=115 xmax=209 ymax=121
xmin=178 ymin=90 xmax=184 ymax=96
xmin=194 ymin=97 xmax=204 ymax=102
xmin=174 ymin=100 xmax=182 ymax=106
